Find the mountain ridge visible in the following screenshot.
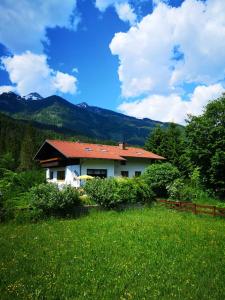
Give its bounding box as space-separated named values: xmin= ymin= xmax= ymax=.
xmin=0 ymin=92 xmax=171 ymax=145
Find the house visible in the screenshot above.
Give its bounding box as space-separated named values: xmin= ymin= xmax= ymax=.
xmin=34 ymin=140 xmax=165 ymax=187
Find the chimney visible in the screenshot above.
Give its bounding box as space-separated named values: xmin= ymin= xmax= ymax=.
xmin=119 ymin=142 xmax=127 ymax=150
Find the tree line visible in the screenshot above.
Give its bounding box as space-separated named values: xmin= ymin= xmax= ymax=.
xmin=0 ymin=113 xmax=66 ymax=171
xmin=144 ymin=95 xmax=225 ymax=199
xmin=0 ymin=113 xmax=117 ymax=171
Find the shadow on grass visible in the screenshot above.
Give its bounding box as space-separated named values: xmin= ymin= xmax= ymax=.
xmin=1 ymin=203 xmax=156 ymax=224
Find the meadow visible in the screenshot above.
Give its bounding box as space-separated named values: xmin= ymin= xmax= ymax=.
xmin=0 ymin=206 xmax=225 ymax=300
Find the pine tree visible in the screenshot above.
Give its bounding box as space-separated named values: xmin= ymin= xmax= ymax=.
xmin=145 ymin=123 xmax=185 ymax=166
xmin=19 ymin=125 xmax=36 ymax=170
xmin=144 ymin=125 xmax=166 ymax=156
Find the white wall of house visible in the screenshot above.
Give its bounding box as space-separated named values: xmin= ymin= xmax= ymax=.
xmin=46 ymin=158 xmax=152 ymax=187
xmin=81 ymin=158 xmax=115 ymax=177
xmin=114 ymin=158 xmax=151 ymax=178
xmin=65 ymin=165 xmax=80 ymax=187
xmin=46 ymin=165 xmax=80 ymax=188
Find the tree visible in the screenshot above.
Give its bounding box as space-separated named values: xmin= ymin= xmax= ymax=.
xmin=144 ymin=125 xmax=166 ymax=156
xmin=142 ymin=162 xmax=180 ymax=197
xmin=185 ymin=95 xmax=225 ymax=198
xmin=19 ymin=125 xmax=37 ymax=170
xmin=145 ymin=123 xmax=186 ymax=171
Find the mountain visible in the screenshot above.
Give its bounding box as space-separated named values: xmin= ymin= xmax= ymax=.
xmin=0 ymin=112 xmax=118 ymax=169
xmin=23 ymin=92 xmax=43 ymax=101
xmin=0 ymin=112 xmax=62 ymax=168
xmin=0 ymin=92 xmax=170 ymax=145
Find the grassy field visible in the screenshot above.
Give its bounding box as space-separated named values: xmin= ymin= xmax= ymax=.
xmin=0 ymin=207 xmax=225 ymax=300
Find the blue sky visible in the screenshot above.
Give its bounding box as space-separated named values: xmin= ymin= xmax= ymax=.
xmin=0 ymin=0 xmax=224 ymax=124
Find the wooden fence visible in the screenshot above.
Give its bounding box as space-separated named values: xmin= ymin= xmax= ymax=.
xmin=157 ymin=199 xmax=225 ymax=218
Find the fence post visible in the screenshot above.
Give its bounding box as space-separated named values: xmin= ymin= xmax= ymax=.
xmin=180 ymin=201 xmax=182 ymax=210
xmin=213 ymin=206 xmax=216 ymax=217
xmin=193 ymin=203 xmax=197 ymax=215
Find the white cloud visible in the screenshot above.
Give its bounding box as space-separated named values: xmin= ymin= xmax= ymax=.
xmin=153 ymin=0 xmax=169 ymax=6
xmin=118 ymin=84 xmax=225 ymax=124
xmin=95 ymin=0 xmax=136 ymax=25
xmin=0 ymin=0 xmax=79 ymax=53
xmin=1 ymin=51 xmax=78 ymax=97
xmin=110 ymin=0 xmax=225 ymax=98
xmin=0 ymin=85 xmax=16 ymax=94
xmin=72 ymin=67 xmax=79 ymax=73
xmin=53 ymin=71 xmax=77 ymax=94
xmin=96 ymin=0 xmax=122 ymax=11
xmin=115 ymin=2 xmax=136 ymax=25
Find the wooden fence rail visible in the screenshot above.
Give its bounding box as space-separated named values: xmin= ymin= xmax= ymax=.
xmin=157 ymin=199 xmax=225 ymax=218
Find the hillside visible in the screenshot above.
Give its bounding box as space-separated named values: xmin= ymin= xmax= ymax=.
xmin=0 ymin=92 xmax=169 ymax=145
xmin=0 ymin=112 xmax=120 ymax=169
xmin=0 ymin=112 xmax=67 ymax=168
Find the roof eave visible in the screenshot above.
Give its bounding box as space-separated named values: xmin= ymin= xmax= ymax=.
xmin=33 ymin=140 xmax=68 ymax=161
xmin=121 ymin=155 xmax=166 ymax=160
xmin=68 ymin=156 xmax=126 ymax=161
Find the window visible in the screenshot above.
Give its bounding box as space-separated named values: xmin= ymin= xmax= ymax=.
xmin=135 ymin=171 xmax=141 ymax=177
xmin=87 ymin=169 xmax=107 ymax=178
xmin=49 ymin=171 xmax=54 ymax=180
xmin=57 ymin=170 xmax=65 ymax=181
xmin=120 ymin=160 xmax=126 ymax=165
xmin=121 ymin=171 xmax=129 ymax=177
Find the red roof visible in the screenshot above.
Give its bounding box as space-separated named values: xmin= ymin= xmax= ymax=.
xmin=45 ymin=140 xmax=165 ymax=161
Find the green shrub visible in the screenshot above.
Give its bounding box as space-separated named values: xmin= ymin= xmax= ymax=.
xmin=0 ymin=169 xmax=45 ymax=209
xmin=167 ymin=167 xmax=220 ymax=203
xmin=0 ymin=169 xmax=45 ymax=194
xmin=142 ymin=162 xmax=180 ymax=198
xmin=190 ymin=167 xmax=201 ymax=188
xmin=167 ymin=179 xmax=196 ymax=202
xmin=116 ymin=178 xmax=155 ymax=205
xmin=84 ymin=177 xmax=155 ymax=208
xmin=84 ymin=178 xmax=119 ymax=208
xmin=79 ymin=194 xmax=95 ymax=205
xmin=30 ymin=183 xmax=81 ymax=217
xmin=0 ymin=192 xmax=4 ymax=222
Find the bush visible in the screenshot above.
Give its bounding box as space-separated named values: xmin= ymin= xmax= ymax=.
xmin=0 ymin=169 xmax=45 ymax=210
xmin=0 ymin=192 xmax=4 ymax=222
xmin=117 ymin=178 xmax=155 ymax=205
xmin=84 ymin=178 xmax=119 ymax=208
xmin=30 ymin=183 xmax=81 ymax=217
xmin=142 ymin=162 xmax=180 ymax=197
xmin=167 ymin=178 xmax=223 ymax=206
xmin=84 ymin=177 xmax=155 ymax=208
xmin=167 ymin=179 xmax=196 ymax=202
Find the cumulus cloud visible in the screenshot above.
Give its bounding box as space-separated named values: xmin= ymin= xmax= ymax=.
xmin=1 ymin=51 xmax=78 ymax=97
xmin=114 ymin=2 xmax=136 ymax=25
xmin=95 ymin=0 xmax=136 ymax=25
xmin=110 ymin=0 xmax=225 ymax=98
xmin=0 ymin=0 xmax=79 ymax=53
xmin=118 ymin=84 xmax=225 ymax=124
xmin=53 ymin=72 xmax=77 ymax=94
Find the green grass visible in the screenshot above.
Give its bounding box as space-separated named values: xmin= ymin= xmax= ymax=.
xmin=0 ymin=207 xmax=225 ymax=299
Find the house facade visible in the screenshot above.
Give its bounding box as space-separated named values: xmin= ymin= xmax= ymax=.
xmin=34 ymin=140 xmax=165 ymax=188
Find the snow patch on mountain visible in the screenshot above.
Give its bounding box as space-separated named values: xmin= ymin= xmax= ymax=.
xmin=76 ymin=102 xmax=89 ymax=108
xmin=23 ymin=92 xmax=43 ymax=101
